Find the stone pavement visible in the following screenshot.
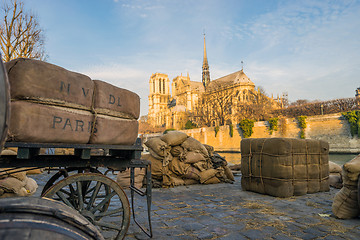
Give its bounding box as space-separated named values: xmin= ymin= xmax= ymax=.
xmin=31 ymin=172 xmax=360 ymax=240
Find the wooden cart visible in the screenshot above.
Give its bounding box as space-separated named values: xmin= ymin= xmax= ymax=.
xmin=0 ymin=56 xmax=152 ymax=240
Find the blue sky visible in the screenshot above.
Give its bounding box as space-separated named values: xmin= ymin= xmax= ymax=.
xmin=23 ymin=0 xmax=360 ymax=116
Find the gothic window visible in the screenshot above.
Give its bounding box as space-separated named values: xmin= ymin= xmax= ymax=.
xmin=163 ymin=79 xmax=165 ymax=93
xmin=159 ymin=79 xmax=162 ymax=93
xmin=153 ymin=81 xmax=155 ymax=93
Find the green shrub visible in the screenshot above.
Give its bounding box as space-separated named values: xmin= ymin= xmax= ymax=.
xmin=163 ymin=128 xmax=176 ymax=134
xmin=342 ymin=110 xmax=360 ymax=137
xmin=215 ymin=126 xmax=219 ymax=137
xmin=239 ymin=119 xmax=255 ymax=138
xmin=268 ymin=117 xmax=279 ymax=135
xmin=229 ymin=124 xmax=234 ymax=137
xmin=185 ymin=120 xmax=196 ymax=129
xmin=297 ymin=115 xmax=307 ymax=139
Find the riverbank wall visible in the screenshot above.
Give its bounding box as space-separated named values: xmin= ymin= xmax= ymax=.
xmin=142 ymin=113 xmax=360 ymax=154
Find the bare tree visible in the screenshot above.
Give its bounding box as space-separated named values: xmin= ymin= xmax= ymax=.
xmin=0 ymin=0 xmax=46 ymax=62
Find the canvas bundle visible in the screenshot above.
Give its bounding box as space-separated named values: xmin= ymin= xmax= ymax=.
xmin=5 ymin=58 xmax=140 ymax=145
xmin=5 ymin=58 xmax=94 ymax=110
xmin=241 ymin=138 xmax=330 ymax=198
xmin=332 ymin=155 xmax=360 ymax=219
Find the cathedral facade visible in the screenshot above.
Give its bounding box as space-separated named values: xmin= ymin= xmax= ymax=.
xmin=148 ymin=35 xmax=281 ymax=130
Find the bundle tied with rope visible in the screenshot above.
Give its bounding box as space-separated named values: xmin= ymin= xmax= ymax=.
xmin=332 ymin=154 xmax=360 ymax=219
xmin=241 ymin=138 xmax=330 ymax=198
xmin=4 ymin=58 xmax=139 ymax=145
xmin=144 ymin=131 xmax=234 ymax=188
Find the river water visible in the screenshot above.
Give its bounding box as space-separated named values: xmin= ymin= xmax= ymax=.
xmin=218 ymin=152 xmax=358 ymax=166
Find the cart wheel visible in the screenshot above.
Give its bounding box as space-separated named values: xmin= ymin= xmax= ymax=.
xmin=42 ymin=173 xmax=130 ymax=240
xmin=41 ymin=167 xmax=104 ymax=196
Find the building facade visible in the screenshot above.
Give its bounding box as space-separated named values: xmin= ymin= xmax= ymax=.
xmin=147 ymin=36 xmax=281 ymax=130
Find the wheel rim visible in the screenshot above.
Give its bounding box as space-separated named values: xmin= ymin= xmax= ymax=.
xmin=41 ymin=167 xmax=105 ymax=196
xmin=42 ymin=173 xmax=130 ymax=240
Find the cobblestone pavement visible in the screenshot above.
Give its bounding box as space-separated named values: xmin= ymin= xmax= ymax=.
xmin=31 ymin=172 xmax=360 ymax=240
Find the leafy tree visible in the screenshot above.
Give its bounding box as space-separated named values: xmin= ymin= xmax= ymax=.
xmin=1 ymin=0 xmax=46 ymax=61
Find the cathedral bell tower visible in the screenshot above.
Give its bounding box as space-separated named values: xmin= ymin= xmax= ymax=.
xmin=202 ymin=34 xmax=210 ymax=90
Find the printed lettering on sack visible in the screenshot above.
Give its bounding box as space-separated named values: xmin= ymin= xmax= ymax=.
xmin=59 ymin=81 xmax=91 ymax=98
xmin=52 ymin=116 xmax=97 ymax=133
xmin=109 ymin=94 xmax=121 ymax=107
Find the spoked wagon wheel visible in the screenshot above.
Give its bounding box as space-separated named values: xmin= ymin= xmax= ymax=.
xmin=41 ymin=167 xmax=105 ymax=196
xmin=42 ymin=173 xmax=130 ymax=240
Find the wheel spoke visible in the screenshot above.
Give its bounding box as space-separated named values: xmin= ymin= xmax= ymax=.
xmin=56 ymin=191 xmax=74 ymax=208
xmin=87 ymin=181 xmax=102 ymax=210
xmin=94 ymin=220 xmax=122 ymax=231
xmin=77 ymin=181 xmax=84 ymax=210
xmin=91 ymin=191 xmax=116 ymax=214
xmin=95 ymin=208 xmax=124 ymax=218
xmin=43 ymin=173 xmax=131 ymax=240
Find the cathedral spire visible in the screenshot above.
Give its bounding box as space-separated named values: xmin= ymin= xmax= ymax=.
xmin=202 ymin=33 xmax=210 ymax=89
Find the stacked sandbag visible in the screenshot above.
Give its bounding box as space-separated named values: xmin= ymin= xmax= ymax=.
xmin=241 ymin=138 xmax=330 ymax=198
xmin=332 ymin=155 xmax=360 ymax=219
xmin=116 ymin=168 xmax=146 ymax=189
xmin=0 ymin=149 xmax=38 ymax=197
xmin=144 ymin=131 xmax=234 ymax=188
xmin=5 ymin=58 xmax=139 ymax=145
xmin=329 ymin=161 xmax=343 ymax=189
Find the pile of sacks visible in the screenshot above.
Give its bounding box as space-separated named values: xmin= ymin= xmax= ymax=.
xmin=5 ymin=58 xmax=139 ymax=145
xmin=332 ymin=155 xmax=360 ymax=219
xmin=143 ymin=131 xmax=234 ymax=188
xmin=329 ymin=161 xmax=343 ymax=189
xmin=0 ymin=150 xmax=38 ymax=198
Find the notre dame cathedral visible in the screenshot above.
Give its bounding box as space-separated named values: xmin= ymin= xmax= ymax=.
xmin=148 ymin=35 xmax=283 ymax=130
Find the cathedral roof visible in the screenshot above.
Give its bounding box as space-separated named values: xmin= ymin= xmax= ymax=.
xmin=206 ymin=70 xmax=254 ymax=91
xmin=190 ymin=81 xmax=205 ymax=92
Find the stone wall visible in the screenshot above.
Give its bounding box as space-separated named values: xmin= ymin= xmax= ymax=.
xmin=143 ymin=113 xmax=360 ymax=153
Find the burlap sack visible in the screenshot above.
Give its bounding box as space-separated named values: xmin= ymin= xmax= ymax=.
xmin=181 ymin=137 xmax=209 ymax=157
xmin=0 ymin=168 xmax=26 ymax=181
xmin=203 ymin=176 xmax=221 ymax=184
xmin=184 ymin=151 xmax=206 ymax=164
xmin=93 ymin=80 xmax=140 ymax=120
xmin=24 ymin=177 xmax=38 ymax=195
xmin=168 ymin=174 xmax=185 ymax=187
xmin=343 ymin=155 xmax=360 ymax=181
xmin=162 ymin=170 xmax=185 ymax=188
xmin=332 ymin=186 xmax=359 ymax=219
xmin=0 ymin=177 xmax=26 ymax=195
xmin=5 ymin=58 xmax=94 ymax=110
xmin=142 ymin=153 xmax=163 ymax=180
xmin=145 ymin=138 xmax=170 ymax=157
xmin=89 ymin=114 xmax=138 ymax=145
xmin=183 ymin=179 xmax=198 ymax=185
xmin=241 ymin=138 xmax=329 ymax=198
xmin=193 ymin=160 xmax=212 ymax=172
xmin=329 ymin=173 xmax=342 ymax=189
xmin=223 ymin=165 xmax=235 ymax=181
xmin=0 ymin=149 xmax=16 ymax=155
xmin=168 ymin=157 xmax=186 ymax=176
xmin=148 ymin=148 xmax=164 ymax=160
xmin=199 ymin=169 xmax=218 ymax=184
xmin=203 ymin=144 xmax=214 ymax=156
xmin=170 ymin=145 xmax=186 ymax=157
xmin=8 ymin=101 xmax=92 ymax=143
xmin=329 ymin=161 xmax=342 ymax=173
xmin=160 ymin=131 xmax=188 ymax=146
xmin=116 ymin=168 xmax=146 ymax=189
xmin=183 ymin=165 xmax=201 ymax=181
xmin=26 ymin=168 xmax=45 ymax=175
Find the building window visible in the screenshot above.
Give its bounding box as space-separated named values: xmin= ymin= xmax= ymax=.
xmin=163 ymin=79 xmax=165 ymax=93
xmin=159 ymin=79 xmax=162 ymax=93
